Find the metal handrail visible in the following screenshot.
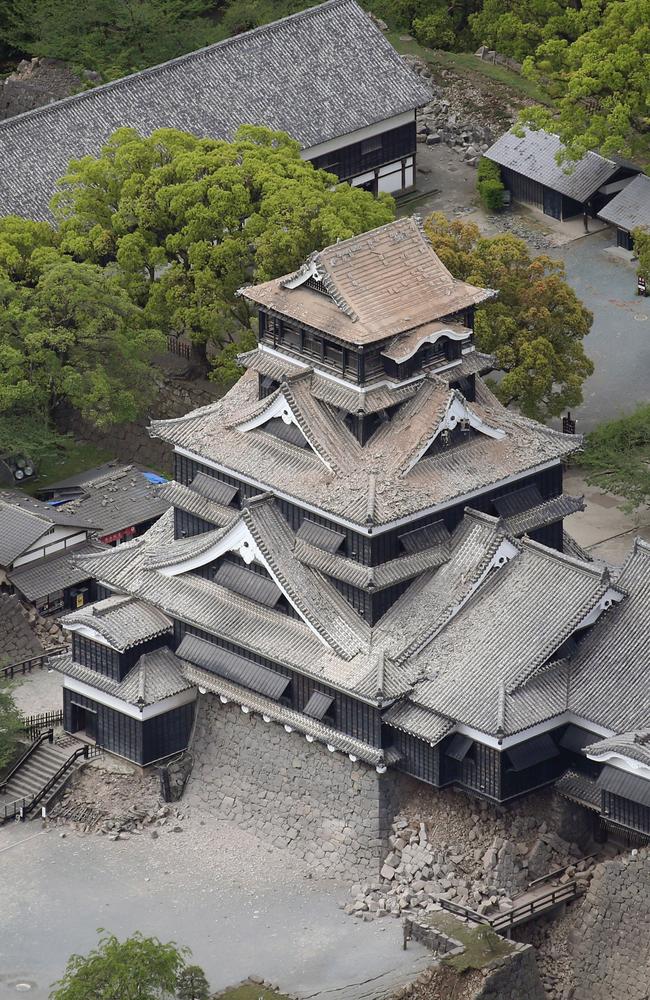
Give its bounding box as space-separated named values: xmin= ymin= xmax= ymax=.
xmin=0 ymin=728 xmax=53 ymax=793
xmin=20 ymin=745 xmax=91 ymax=819
xmin=1 ymin=646 xmax=69 ymax=680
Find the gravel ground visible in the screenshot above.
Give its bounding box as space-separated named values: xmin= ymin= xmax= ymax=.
xmin=9 ymin=666 xmax=63 ymax=717
xmin=0 ymin=819 xmax=431 ymax=1000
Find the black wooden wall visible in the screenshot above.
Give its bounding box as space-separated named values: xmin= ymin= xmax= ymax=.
xmin=309 ymin=121 xmax=416 ymax=183
xmin=72 ymin=633 xmax=172 ymax=682
xmin=63 ymin=688 xmax=194 ymax=765
xmin=173 ymin=452 xmax=566 ymax=563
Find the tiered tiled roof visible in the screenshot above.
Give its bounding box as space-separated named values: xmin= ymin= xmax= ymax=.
xmin=0 ymin=0 xmax=431 ymax=222
xmin=381 ymin=529 xmax=622 ymax=739
xmin=8 ymin=541 xmax=106 ymax=600
xmin=54 ymin=646 xmax=192 ymax=707
xmin=568 ymin=539 xmax=650 ymax=733
xmin=150 ymin=370 xmax=580 ymax=528
xmin=240 ymin=218 xmax=495 ymax=346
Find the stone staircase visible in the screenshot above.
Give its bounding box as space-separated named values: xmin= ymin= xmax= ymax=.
xmin=1 ymin=740 xmax=83 ymax=820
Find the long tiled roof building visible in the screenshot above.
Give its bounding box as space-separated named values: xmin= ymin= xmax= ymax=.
xmin=0 ymin=0 xmax=430 ymax=221
xmin=55 ymin=217 xmax=650 ymax=855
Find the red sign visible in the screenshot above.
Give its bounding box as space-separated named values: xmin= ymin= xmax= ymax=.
xmin=100 ymin=525 xmax=137 ymax=545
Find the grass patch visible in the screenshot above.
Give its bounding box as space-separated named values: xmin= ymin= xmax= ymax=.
xmin=386 ymin=33 xmax=552 ymax=106
xmin=23 ymin=439 xmax=112 ymax=494
xmin=422 ymin=911 xmax=513 ymax=972
xmin=213 ymin=987 xmax=292 ymax=1000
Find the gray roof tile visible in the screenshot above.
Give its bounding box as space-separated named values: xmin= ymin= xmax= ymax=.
xmin=54 ymin=646 xmax=192 ymax=706
xmin=598 ymin=174 xmax=650 ymax=232
xmin=584 ymin=731 xmax=650 ymax=768
xmin=51 ymin=465 xmax=170 ymax=536
xmin=555 ymin=769 xmax=601 ymax=811
xmin=60 ymin=594 xmax=172 ymax=650
xmin=485 ymin=128 xmax=619 ymax=202
xmin=0 ymin=0 xmax=430 ymax=222
xmin=8 ymin=541 xmax=105 ymax=599
xmin=568 ymin=539 xmax=650 ymax=732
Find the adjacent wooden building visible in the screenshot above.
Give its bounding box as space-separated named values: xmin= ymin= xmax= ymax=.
xmin=484 ymin=128 xmax=640 ymax=222
xmin=0 ymin=0 xmax=431 ymax=222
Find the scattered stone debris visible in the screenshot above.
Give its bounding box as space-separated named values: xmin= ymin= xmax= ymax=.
xmin=486 ymin=214 xmax=557 ymax=251
xmin=344 ymin=791 xmax=595 ymax=923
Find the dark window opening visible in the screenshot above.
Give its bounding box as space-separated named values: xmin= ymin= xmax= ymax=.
xmin=260 ymin=417 xmax=310 ymax=449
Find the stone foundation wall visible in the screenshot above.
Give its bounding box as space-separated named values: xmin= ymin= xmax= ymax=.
xmin=392 ymin=943 xmax=544 ymax=1000
xmin=568 ymin=849 xmax=650 ymax=1000
xmin=185 ymin=694 xmax=408 ymax=878
xmin=58 ymin=360 xmax=224 ymax=473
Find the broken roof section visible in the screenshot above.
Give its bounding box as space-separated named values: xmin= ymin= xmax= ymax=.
xmin=0 ymin=0 xmax=431 ymax=222
xmin=240 ymin=217 xmax=495 ymax=346
xmin=37 ymin=463 xmax=170 ymax=538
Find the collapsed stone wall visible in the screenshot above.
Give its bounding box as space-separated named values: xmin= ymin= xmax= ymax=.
xmin=346 ymin=786 xmax=595 ymax=921
xmin=567 ymin=848 xmax=650 ymax=1000
xmin=184 ymin=694 xmax=414 ymax=879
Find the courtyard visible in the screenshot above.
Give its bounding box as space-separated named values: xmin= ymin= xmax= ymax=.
xmin=0 ymin=820 xmax=430 ymax=1000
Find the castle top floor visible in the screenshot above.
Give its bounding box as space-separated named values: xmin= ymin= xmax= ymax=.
xmin=239 ymin=217 xmax=495 ymax=387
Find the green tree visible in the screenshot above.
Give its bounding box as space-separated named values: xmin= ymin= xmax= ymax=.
xmin=633 ymin=227 xmax=650 ymax=286
xmin=0 ymin=217 xmax=164 ymax=430
xmin=521 ymin=0 xmax=650 ymax=160
xmin=49 ymin=930 xmax=197 ymax=1000
xmin=0 ymin=682 xmax=23 ymax=771
xmin=3 ymin=0 xmax=224 ymax=79
xmin=579 ymin=404 xmax=650 ymax=511
xmin=53 ymin=125 xmax=395 ymax=372
xmin=424 ymin=212 xmax=594 ymax=421
xmin=176 ymin=964 xmax=210 ymax=1000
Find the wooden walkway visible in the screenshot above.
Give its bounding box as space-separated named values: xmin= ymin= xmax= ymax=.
xmin=440 ymin=879 xmax=579 ymax=933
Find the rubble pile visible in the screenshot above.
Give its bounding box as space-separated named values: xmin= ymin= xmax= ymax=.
xmin=344 ymin=803 xmax=596 ymax=923
xmin=402 ymin=54 xmax=496 ymax=167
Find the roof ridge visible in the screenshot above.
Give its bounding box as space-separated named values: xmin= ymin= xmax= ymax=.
xmin=0 ymin=0 xmax=354 ymax=137
xmin=521 ymin=535 xmax=611 ymax=579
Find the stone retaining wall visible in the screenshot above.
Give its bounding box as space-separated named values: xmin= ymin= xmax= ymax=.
xmin=392 ymin=941 xmax=544 ymax=1000
xmin=568 ymin=848 xmax=650 ymax=1000
xmin=185 ymin=694 xmax=409 ymax=878
xmin=405 ymin=915 xmax=464 ymax=956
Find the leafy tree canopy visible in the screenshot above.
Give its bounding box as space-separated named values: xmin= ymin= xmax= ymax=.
xmin=579 ymin=404 xmax=650 ymax=511
xmin=0 ymin=216 xmax=164 ymax=430
xmin=49 ymin=930 xmax=196 ymax=1000
xmin=424 ymin=212 xmax=594 ymax=421
xmin=53 ymin=125 xmax=395 ymax=367
xmin=3 ymin=0 xmax=223 ymax=78
xmin=521 ymin=0 xmax=650 ymax=160
xmin=0 ymin=682 xmax=23 ymax=770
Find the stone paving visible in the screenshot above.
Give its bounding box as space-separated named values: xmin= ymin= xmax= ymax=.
xmin=0 ymin=821 xmax=431 ymax=1000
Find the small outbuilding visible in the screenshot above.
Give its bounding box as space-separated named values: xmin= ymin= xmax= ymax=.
xmin=597 ymin=173 xmax=650 ymax=250
xmin=484 ymin=128 xmax=639 ymax=222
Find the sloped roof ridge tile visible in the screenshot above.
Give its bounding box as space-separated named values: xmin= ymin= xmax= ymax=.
xmin=241 ymin=496 xmax=368 ymax=659
xmin=145 ymin=516 xmax=238 ymax=568
xmin=520 ymin=534 xmax=614 ymax=581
